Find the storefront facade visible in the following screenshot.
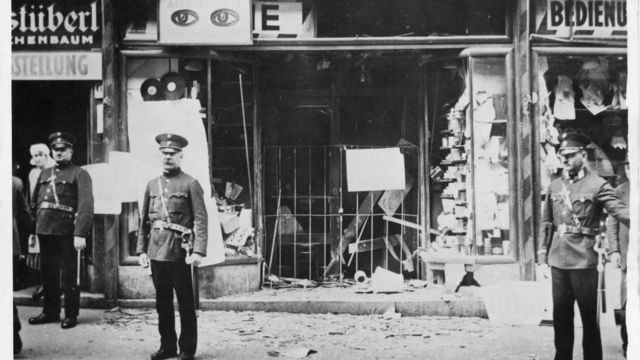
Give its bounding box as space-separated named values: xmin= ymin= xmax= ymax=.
xmin=33 ymin=0 xmax=626 ymax=300
xmin=11 ymin=0 xmax=109 ymax=293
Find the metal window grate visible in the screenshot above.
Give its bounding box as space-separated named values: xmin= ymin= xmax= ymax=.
xmin=263 ymin=145 xmax=420 ymax=282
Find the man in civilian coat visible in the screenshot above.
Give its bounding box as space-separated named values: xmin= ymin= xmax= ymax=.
xmin=537 ymin=132 xmax=629 ymax=360
xmin=28 ymin=132 xmax=94 ymax=329
xmin=606 ymin=157 xmax=630 ymax=358
xmin=14 ymin=175 xmax=32 ymax=354
xmin=137 ymin=133 xmax=208 ymax=360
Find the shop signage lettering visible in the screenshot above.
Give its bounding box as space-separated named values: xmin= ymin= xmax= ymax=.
xmin=12 ymin=52 xmax=102 ymax=80
xmin=11 ymin=0 xmax=102 ymax=51
xmin=547 ymin=0 xmax=626 ymax=30
xmin=252 ymin=1 xmax=316 ymax=39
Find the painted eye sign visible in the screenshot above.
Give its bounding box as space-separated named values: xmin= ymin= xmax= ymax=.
xmin=169 ymin=8 xmax=240 ymax=27
xmin=159 ymin=0 xmax=251 ymax=45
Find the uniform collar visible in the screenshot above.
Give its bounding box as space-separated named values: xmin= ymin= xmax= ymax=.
xmin=55 ymin=160 xmax=71 ymax=169
xmin=565 ymin=168 xmax=586 ymax=183
xmin=163 ymin=167 xmax=182 ymax=177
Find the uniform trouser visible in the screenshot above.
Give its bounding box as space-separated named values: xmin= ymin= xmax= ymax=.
xmin=551 ymin=267 xmax=601 ymax=360
xmin=39 ymin=234 xmax=80 ymax=318
xmin=150 ymin=260 xmax=197 ymax=354
xmin=620 ymin=269 xmax=628 ymax=352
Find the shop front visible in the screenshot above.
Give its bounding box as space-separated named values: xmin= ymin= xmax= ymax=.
xmin=11 ymin=0 xmax=106 ymax=293
xmin=108 ymin=0 xmax=530 ymax=300
xmin=530 ymin=0 xmax=629 ymax=267
xmin=105 ymin=0 xmax=628 ymax=300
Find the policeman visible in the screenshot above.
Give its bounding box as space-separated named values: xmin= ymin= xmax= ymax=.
xmin=606 ymin=156 xmax=630 ymax=358
xmin=538 ymin=132 xmax=629 ymax=360
xmin=137 ymin=133 xmax=208 ymax=360
xmin=28 ymin=132 xmax=94 ymax=329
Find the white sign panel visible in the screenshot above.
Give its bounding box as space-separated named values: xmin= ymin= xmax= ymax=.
xmin=253 ymin=1 xmax=316 ymax=38
xmin=159 ymin=0 xmax=251 ymax=45
xmin=547 ymin=0 xmax=626 ymax=35
xmin=254 ymin=2 xmax=301 ymax=34
xmin=12 ymin=51 xmax=102 ymax=80
xmin=346 ymin=148 xmax=406 ymax=192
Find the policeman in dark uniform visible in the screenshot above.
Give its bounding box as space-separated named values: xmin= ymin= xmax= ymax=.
xmin=28 ymin=132 xmax=94 ymax=329
xmin=137 ymin=133 xmax=208 ymax=360
xmin=538 ymin=133 xmax=629 ymax=360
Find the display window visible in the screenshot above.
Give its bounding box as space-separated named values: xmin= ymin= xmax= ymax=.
xmin=260 ymin=53 xmax=423 ymax=281
xmin=425 ymin=50 xmax=516 ymax=261
xmin=118 ymin=56 xmax=257 ymax=264
xmin=533 ymin=50 xmax=628 ymax=195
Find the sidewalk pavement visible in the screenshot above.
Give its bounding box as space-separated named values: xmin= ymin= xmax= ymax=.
xmin=15 ymin=284 xmax=487 ymax=317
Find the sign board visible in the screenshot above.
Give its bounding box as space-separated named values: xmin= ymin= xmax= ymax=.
xmin=544 ymin=0 xmax=626 ymax=37
xmin=253 ymin=1 xmax=316 ymax=39
xmin=158 ymin=0 xmax=252 ymax=45
xmin=12 ymin=51 xmax=102 ymax=80
xmin=11 ymin=0 xmax=102 ymax=51
xmin=346 ymin=148 xmax=406 ymax=192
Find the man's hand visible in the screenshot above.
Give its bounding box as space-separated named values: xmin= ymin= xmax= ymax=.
xmin=138 ymin=253 xmax=150 ymax=268
xmin=609 ymin=252 xmax=621 ymax=268
xmin=186 ymin=253 xmax=203 ymax=266
xmin=29 ymin=234 xmax=37 ymax=247
xmin=73 ymin=236 xmax=86 ymax=250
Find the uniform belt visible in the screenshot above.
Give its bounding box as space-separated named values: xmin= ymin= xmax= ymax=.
xmin=39 ymin=201 xmax=74 ymax=213
xmin=151 ymin=220 xmax=192 ymax=235
xmin=558 ymin=224 xmax=597 ymax=236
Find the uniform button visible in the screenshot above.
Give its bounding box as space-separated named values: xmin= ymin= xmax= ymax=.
xmin=47 ymin=189 xmax=50 ymax=192
xmin=164 ymin=188 xmax=169 ymax=192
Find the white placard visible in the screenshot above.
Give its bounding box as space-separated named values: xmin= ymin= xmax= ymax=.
xmin=158 ymin=0 xmax=251 ymax=45
xmin=253 ymin=2 xmax=302 ymax=34
xmin=107 ymin=151 xmax=140 ymax=203
xmin=346 ymin=148 xmax=406 ymax=192
xmin=82 ymin=163 xmax=122 ymax=215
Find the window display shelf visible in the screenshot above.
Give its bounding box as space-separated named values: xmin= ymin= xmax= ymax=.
xmin=439 ymin=145 xmax=465 ymax=151
xmin=439 ymin=178 xmax=457 ymax=183
xmin=440 ymin=159 xmax=467 ymax=166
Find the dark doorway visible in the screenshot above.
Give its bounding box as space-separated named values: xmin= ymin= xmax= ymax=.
xmin=12 ymin=81 xmax=92 ymax=181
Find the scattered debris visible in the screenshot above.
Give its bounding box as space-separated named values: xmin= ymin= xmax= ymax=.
xmin=264 ymin=274 xmax=318 ymax=289
xmin=381 ymin=307 xmax=401 ymax=320
xmin=371 ymin=267 xmax=403 ymax=293
xmin=406 ymin=279 xmax=428 ymax=289
xmin=268 ymin=347 xmax=317 ymax=358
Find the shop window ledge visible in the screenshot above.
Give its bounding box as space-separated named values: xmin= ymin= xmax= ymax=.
xmin=215 ymin=255 xmax=262 ymax=267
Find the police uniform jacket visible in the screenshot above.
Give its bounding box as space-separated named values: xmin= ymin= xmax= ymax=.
xmin=606 ymin=181 xmax=629 ymax=271
xmin=136 ymin=169 xmax=208 ymax=261
xmin=539 ymin=168 xmax=629 ymax=269
xmin=32 ymin=162 xmax=94 ymax=237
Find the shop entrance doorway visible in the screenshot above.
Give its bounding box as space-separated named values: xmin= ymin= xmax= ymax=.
xmin=12 ymin=80 xmax=94 ymax=289
xmin=260 ymin=53 xmax=424 ymax=282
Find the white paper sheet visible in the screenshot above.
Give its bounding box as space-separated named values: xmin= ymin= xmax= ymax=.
xmin=128 ymin=99 xmax=225 ymax=266
xmin=107 ymin=151 xmax=140 ymax=202
xmin=346 ymin=148 xmax=405 ymax=192
xmin=82 ymin=163 xmax=123 ymax=215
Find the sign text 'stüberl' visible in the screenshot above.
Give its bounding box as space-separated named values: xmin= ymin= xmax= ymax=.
xmin=547 ymin=0 xmax=626 ymax=30
xmin=12 ymin=0 xmax=102 ymax=50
